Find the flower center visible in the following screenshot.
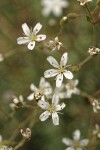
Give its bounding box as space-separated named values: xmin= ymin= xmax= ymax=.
xmin=59 ymin=66 xmax=65 ymax=73
xmin=73 ymin=140 xmax=80 ymax=148
xmin=29 ymin=34 xmax=37 ymax=41
xmin=69 ymin=83 xmax=75 ymax=90
xmin=39 ymin=88 xmax=45 ymax=95
xmin=48 ymin=105 xmax=56 ymax=113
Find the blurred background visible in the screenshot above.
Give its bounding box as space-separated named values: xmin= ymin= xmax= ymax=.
xmin=0 ymin=0 xmax=100 ymax=150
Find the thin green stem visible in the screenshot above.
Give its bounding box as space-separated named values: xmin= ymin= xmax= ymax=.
xmin=85 ymin=4 xmax=96 ymax=46
xmin=79 ymin=55 xmax=92 ymax=67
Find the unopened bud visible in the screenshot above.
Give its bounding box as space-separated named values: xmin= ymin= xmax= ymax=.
xmin=60 ymin=16 xmax=68 ymax=26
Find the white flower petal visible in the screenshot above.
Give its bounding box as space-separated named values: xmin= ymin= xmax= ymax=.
xmin=36 ymin=34 xmax=46 ymax=41
xmin=64 ymin=71 xmax=73 ymax=79
xmin=28 ymin=41 xmax=35 ymax=50
xmin=39 ymin=111 xmax=51 ymax=121
xmin=27 ymin=93 xmax=34 ymax=101
xmin=22 ymin=23 xmax=30 ymax=36
xmin=73 ymin=130 xmax=80 ymax=141
xmin=65 ymin=147 xmax=74 ymax=150
xmin=17 ymin=37 xmax=29 ymax=44
xmin=33 ymin=23 xmax=42 ymax=34
xmin=52 ymin=112 xmax=59 ymax=126
xmin=56 ymin=74 xmax=63 ymax=87
xmin=44 ymin=88 xmax=52 ymax=95
xmin=52 ymin=94 xmax=59 ymax=105
xmin=44 ymin=69 xmax=58 ymax=78
xmin=62 ymin=137 xmax=73 ymax=146
xmin=47 ymin=56 xmax=59 ymax=68
xmin=56 ymin=103 xmax=66 ymax=111
xmin=38 ymin=100 xmax=49 ymax=110
xmin=80 ymin=139 xmax=89 ymax=146
xmin=30 ymin=84 xmax=38 ymax=92
xmin=39 ymin=77 xmax=45 ymax=88
xmin=60 ymin=53 xmax=68 ymax=67
xmin=53 ymin=5 xmax=62 ymax=17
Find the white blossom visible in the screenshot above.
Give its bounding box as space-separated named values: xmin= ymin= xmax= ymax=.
xmin=77 ymin=0 xmax=92 ymax=6
xmin=38 ymin=94 xmax=66 ymax=125
xmin=53 ymin=84 xmax=67 ymax=99
xmin=62 ymin=129 xmax=89 ymax=150
xmin=88 ymin=47 xmax=100 ymax=56
xmin=27 ymin=77 xmax=52 ymax=101
xmin=65 ymin=79 xmax=80 ymax=98
xmin=92 ymin=99 xmax=100 ymax=113
xmin=17 ymin=23 xmax=46 ymax=50
xmin=48 ymin=37 xmax=62 ymax=51
xmin=0 ymin=146 xmax=12 ymax=150
xmin=0 ymin=54 xmax=4 ymax=62
xmin=44 ymin=53 xmax=73 ymax=87
xmin=0 ymin=135 xmax=2 ymax=143
xmin=20 ymin=128 xmax=31 ymax=140
xmin=93 ymin=124 xmax=100 ymax=138
xmin=41 ymin=0 xmax=69 ymax=17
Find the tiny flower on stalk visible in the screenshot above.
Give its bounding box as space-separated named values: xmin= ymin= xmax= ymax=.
xmin=38 ymin=94 xmax=66 ymax=126
xmin=77 ymin=0 xmax=92 ymax=6
xmin=41 ymin=0 xmax=69 ymax=17
xmin=27 ymin=77 xmax=52 ymax=101
xmin=12 ymin=95 xmax=24 ymax=108
xmin=20 ymin=128 xmax=31 ymax=140
xmin=93 ymin=124 xmax=100 ymax=138
xmin=44 ymin=53 xmax=73 ymax=87
xmin=88 ymin=47 xmax=100 ymax=56
xmin=62 ymin=129 xmax=89 ymax=150
xmin=92 ymin=99 xmax=100 ymax=113
xmin=65 ymin=79 xmax=80 ymax=98
xmin=17 ymin=23 xmax=46 ymax=50
xmin=48 ymin=37 xmax=62 ymax=51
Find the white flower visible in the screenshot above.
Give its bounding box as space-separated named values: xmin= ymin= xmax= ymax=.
xmin=27 ymin=77 xmax=52 ymax=101
xmin=20 ymin=128 xmax=31 ymax=140
xmin=17 ymin=23 xmax=46 ymax=50
xmin=88 ymin=47 xmax=100 ymax=56
xmin=77 ymin=0 xmax=92 ymax=6
xmin=38 ymin=94 xmax=66 ymax=125
xmin=0 ymin=135 xmax=2 ymax=143
xmin=53 ymin=84 xmax=67 ymax=99
xmin=48 ymin=37 xmax=62 ymax=51
xmin=0 ymin=146 xmax=12 ymax=150
xmin=92 ymin=99 xmax=100 ymax=113
xmin=13 ymin=95 xmax=24 ymax=108
xmin=62 ymin=129 xmax=89 ymax=150
xmin=0 ymin=54 xmax=4 ymax=62
xmin=44 ymin=53 xmax=73 ymax=87
xmin=93 ymin=124 xmax=100 ymax=138
xmin=41 ymin=0 xmax=69 ymax=17
xmin=65 ymin=79 xmax=80 ymax=98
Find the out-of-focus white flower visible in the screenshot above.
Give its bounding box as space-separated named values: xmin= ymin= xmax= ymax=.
xmin=27 ymin=77 xmax=52 ymax=101
xmin=0 ymin=135 xmax=2 ymax=143
xmin=62 ymin=129 xmax=89 ymax=150
xmin=0 ymin=146 xmax=12 ymax=150
xmin=0 ymin=54 xmax=4 ymax=62
xmin=93 ymin=124 xmax=100 ymax=138
xmin=77 ymin=0 xmax=92 ymax=6
xmin=92 ymin=99 xmax=100 ymax=113
xmin=17 ymin=23 xmax=46 ymax=50
xmin=44 ymin=53 xmax=73 ymax=87
xmin=53 ymin=84 xmax=67 ymax=99
xmin=41 ymin=0 xmax=69 ymax=17
xmin=20 ymin=128 xmax=31 ymax=140
xmin=48 ymin=37 xmax=62 ymax=51
xmin=65 ymin=79 xmax=80 ymax=98
xmin=38 ymin=94 xmax=66 ymax=125
xmin=88 ymin=47 xmax=100 ymax=56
